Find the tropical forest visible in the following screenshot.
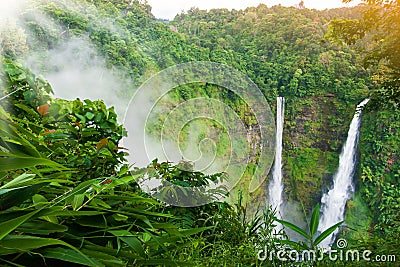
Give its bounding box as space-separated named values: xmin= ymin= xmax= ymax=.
xmin=0 ymin=0 xmax=399 ymax=266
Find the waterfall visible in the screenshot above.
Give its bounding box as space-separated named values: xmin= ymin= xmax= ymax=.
xmin=269 ymin=97 xmax=285 ymax=226
xmin=318 ymin=98 xmax=370 ymax=248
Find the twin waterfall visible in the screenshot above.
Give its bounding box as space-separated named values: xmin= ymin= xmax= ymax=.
xmin=317 ymin=98 xmax=370 ymax=248
xmin=268 ymin=97 xmax=369 ymax=246
xmin=269 ymin=97 xmax=285 ymax=228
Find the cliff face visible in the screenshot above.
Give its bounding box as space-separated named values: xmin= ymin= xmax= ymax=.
xmin=281 ymin=96 xmax=355 ymax=211
xmin=229 ymin=94 xmax=359 ymax=218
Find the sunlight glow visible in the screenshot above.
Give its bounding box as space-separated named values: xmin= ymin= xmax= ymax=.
xmin=146 ymin=0 xmax=362 ymax=20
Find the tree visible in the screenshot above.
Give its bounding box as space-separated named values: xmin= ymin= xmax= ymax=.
xmin=0 ymin=22 xmax=28 ymax=58
xmin=328 ymin=0 xmax=400 ymax=110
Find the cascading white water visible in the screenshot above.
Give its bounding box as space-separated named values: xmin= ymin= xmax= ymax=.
xmin=318 ymin=98 xmax=370 ymax=249
xmin=269 ymin=97 xmax=285 ymax=227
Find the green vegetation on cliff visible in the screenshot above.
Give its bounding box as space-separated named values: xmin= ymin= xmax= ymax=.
xmin=0 ymin=0 xmax=399 ymax=265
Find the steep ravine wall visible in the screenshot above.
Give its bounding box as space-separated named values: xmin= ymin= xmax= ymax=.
xmin=281 ymin=96 xmax=356 ymax=212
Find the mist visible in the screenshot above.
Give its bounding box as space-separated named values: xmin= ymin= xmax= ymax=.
xmin=1 ymin=0 xmax=150 ymax=167
xmin=1 ymin=0 xmax=250 ymax=172
xmin=0 ymin=0 xmax=27 ymax=29
xmin=25 ymin=36 xmax=131 ymax=117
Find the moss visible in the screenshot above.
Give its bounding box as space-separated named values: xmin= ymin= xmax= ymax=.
xmin=340 ymin=192 xmax=373 ymax=242
xmin=281 ymin=96 xmax=357 ymax=212
xmin=283 ymin=147 xmax=336 ymax=210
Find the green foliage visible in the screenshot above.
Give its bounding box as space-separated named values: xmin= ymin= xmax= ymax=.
xmin=327 ymin=0 xmax=400 ymax=109
xmin=173 ymin=5 xmax=369 ymax=103
xmin=0 ymin=167 xmax=213 ymax=266
xmin=0 ymin=60 xmax=281 ymax=266
xmin=168 ymin=196 xmax=282 ymax=266
xmin=0 ymin=61 xmax=206 ymax=266
xmin=342 ymin=192 xmax=373 ymax=242
xmin=172 ymin=5 xmax=370 ymax=213
xmin=3 ymin=0 xmax=373 ymax=216
xmin=277 ymin=203 xmax=343 ymax=250
xmin=1 ymin=0 xmax=398 ymax=265
xmin=358 ymin=108 xmax=400 ymax=242
xmin=1 ymin=60 xmax=126 ymax=181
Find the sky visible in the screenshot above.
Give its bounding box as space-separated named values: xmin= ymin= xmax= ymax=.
xmin=147 ymin=0 xmax=362 ymax=20
xmin=0 ymin=0 xmax=362 ymax=23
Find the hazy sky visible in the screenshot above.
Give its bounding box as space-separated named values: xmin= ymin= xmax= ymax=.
xmin=0 ymin=0 xmax=25 ymax=28
xmin=0 ymin=0 xmax=362 ymax=23
xmin=147 ymin=0 xmax=362 ymax=20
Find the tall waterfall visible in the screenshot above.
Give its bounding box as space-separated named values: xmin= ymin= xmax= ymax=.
xmin=318 ymin=98 xmax=370 ymax=248
xmin=269 ymin=97 xmax=285 ymax=226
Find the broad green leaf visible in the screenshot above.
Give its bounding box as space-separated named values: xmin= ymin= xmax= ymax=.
xmin=33 ymin=194 xmax=49 ymax=209
xmin=0 ymin=183 xmax=48 ymax=210
xmin=152 ymin=222 xmax=181 ymax=229
xmin=0 ymin=235 xmax=96 ymax=266
xmin=83 ymin=244 xmax=138 ymax=261
xmin=63 ymin=179 xmax=103 ymax=201
xmin=275 ymin=218 xmax=310 ymax=241
xmin=14 ymin=103 xmax=40 ymax=120
xmin=40 ymin=215 xmax=59 ymax=224
xmin=81 ymin=248 xmax=126 ymax=267
xmin=112 ymin=213 xmax=129 ymax=221
xmin=75 ymin=113 xmax=86 ymax=123
xmin=41 ymin=209 xmax=105 ymax=217
xmin=1 ymin=124 xmax=42 ymax=158
xmin=0 ymin=173 xmax=36 ymax=189
xmin=150 ymin=227 xmax=212 ymax=246
xmin=141 ymin=232 xmax=152 ymax=243
xmin=85 ymin=111 xmax=95 ymax=120
xmin=0 ymin=154 xmax=65 ymax=172
xmin=18 ymin=220 xmax=68 ymax=234
xmin=0 ymin=209 xmax=41 ymax=240
xmin=75 ymin=216 xmax=107 ymax=228
xmin=310 ymin=203 xmax=320 ymax=237
xmin=180 ymin=227 xmax=213 ymax=236
xmin=97 ymin=192 xmax=159 ymax=205
xmin=314 ymin=221 xmax=343 ymax=246
xmin=109 ymin=230 xmax=146 ymax=258
xmin=121 ymin=207 xmax=174 ymax=218
xmin=43 ymin=247 xmax=105 ymax=267
xmin=94 ymin=112 xmax=103 ymax=123
xmin=72 ymin=194 xmax=85 ymax=210
xmin=89 ymin=198 xmax=111 ymax=209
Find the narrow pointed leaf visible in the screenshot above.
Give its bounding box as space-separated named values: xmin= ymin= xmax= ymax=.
xmin=18 ymin=220 xmax=68 ymax=234
xmin=0 ymin=208 xmax=41 ymax=240
xmin=0 ymin=173 xmax=35 ymax=189
xmin=310 ymin=203 xmax=320 ymax=237
xmin=43 ymin=247 xmax=104 ymax=267
xmin=80 ymin=248 xmax=125 ymax=266
xmin=0 ymin=183 xmax=48 ymax=210
xmin=0 ymin=155 xmax=66 ymax=171
xmin=276 ymin=218 xmax=310 ymax=240
xmin=0 ymin=235 xmax=97 ymax=266
xmin=109 ymin=230 xmax=145 ymax=258
xmin=314 ymin=221 xmax=343 ymax=246
xmin=72 ymin=194 xmax=85 ymax=211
